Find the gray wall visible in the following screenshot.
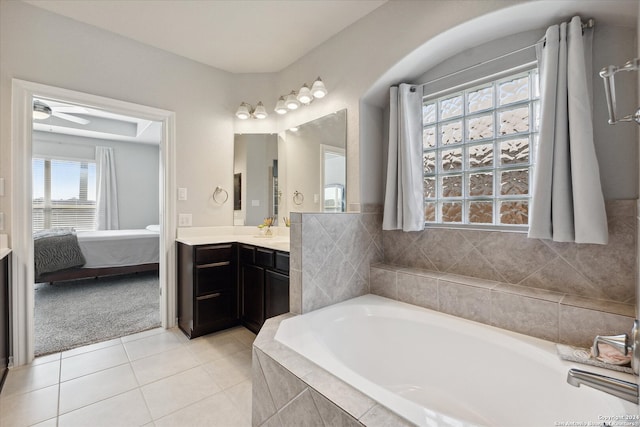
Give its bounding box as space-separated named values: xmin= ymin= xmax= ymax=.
xmin=33 ymin=131 xmax=160 ymax=229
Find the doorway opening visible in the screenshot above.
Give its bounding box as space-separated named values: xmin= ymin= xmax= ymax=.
xmin=11 ymin=80 xmax=177 ymax=366
xmin=31 ymin=97 xmax=163 ymax=356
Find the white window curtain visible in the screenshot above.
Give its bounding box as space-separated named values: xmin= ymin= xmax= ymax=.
xmin=95 ymin=146 xmax=119 ymax=230
xmin=383 ymin=84 xmax=424 ymax=232
xmin=528 ymin=16 xmax=608 ymax=244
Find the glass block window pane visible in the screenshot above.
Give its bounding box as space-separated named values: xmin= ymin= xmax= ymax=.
xmin=440 ymin=121 xmax=463 ymax=145
xmin=423 ymin=68 xmax=537 ymax=228
xmin=423 ymin=126 xmax=436 ymax=149
xmin=500 ymin=169 xmax=529 ymax=196
xmin=423 ymin=151 xmax=436 ymax=174
xmin=439 ymin=95 xmax=462 ymax=120
xmin=500 ymin=138 xmax=529 ymax=165
xmin=441 ymin=175 xmax=462 ymax=198
xmin=441 ymin=148 xmax=462 ymax=172
xmin=467 ymin=143 xmax=493 ymax=169
xmin=469 ymin=201 xmax=493 ymax=224
xmin=467 ymin=114 xmax=493 ymax=141
xmin=423 ymin=103 xmax=436 ymax=124
xmin=468 ymin=85 xmax=493 ymax=113
xmin=442 ymin=202 xmax=462 ymax=223
xmin=425 ymin=202 xmax=436 ymax=222
xmin=424 ymin=177 xmax=436 ymax=199
xmin=499 ymin=107 xmax=529 ymax=135
xmin=498 ymin=76 xmax=529 ymax=106
xmin=500 ymin=200 xmax=528 ymax=224
xmin=469 ymin=172 xmax=493 ymax=196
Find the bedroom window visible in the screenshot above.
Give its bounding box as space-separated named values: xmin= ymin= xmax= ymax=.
xmin=32 ymin=158 xmax=97 ymax=232
xmin=423 ymin=68 xmax=539 ymax=227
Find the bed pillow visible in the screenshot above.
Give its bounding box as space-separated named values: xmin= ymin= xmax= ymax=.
xmin=145 ymin=224 xmax=160 ymax=232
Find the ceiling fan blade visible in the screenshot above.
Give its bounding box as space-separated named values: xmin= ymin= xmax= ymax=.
xmin=53 ymin=112 xmax=90 ymax=125
xmin=53 ymin=106 xmax=90 ymax=114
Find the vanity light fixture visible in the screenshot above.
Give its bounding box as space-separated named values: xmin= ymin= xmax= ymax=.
xmin=311 ymin=77 xmax=327 ymax=99
xmin=274 ymin=97 xmax=288 ymax=115
xmin=285 ymin=91 xmax=300 ymax=110
xmin=253 ymin=101 xmax=268 ymax=119
xmin=235 ymin=101 xmax=268 ymax=120
xmin=236 ymin=78 xmax=328 ymax=119
xmin=297 ymin=84 xmax=313 ymax=105
xmin=273 ymin=77 xmax=329 ymax=116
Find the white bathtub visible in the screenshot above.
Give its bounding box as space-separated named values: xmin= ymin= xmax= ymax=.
xmin=274 ymin=294 xmax=638 ymax=426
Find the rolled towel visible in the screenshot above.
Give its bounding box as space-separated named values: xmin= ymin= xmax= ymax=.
xmin=592 ymin=342 xmax=632 ymax=366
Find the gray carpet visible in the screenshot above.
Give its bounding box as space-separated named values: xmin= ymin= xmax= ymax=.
xmin=34 ymin=271 xmax=161 ymax=356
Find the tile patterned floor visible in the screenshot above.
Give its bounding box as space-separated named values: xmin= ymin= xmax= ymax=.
xmin=0 ymin=326 xmax=255 ymax=426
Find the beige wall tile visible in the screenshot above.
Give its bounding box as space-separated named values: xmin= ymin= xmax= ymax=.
xmin=396 ymin=271 xmax=438 ymax=310
xmin=438 ymin=281 xmax=491 ymax=324
xmin=277 ymin=389 xmax=324 ymax=426
xmin=251 ymin=349 xmax=277 ymax=425
xmin=490 ymin=291 xmax=559 ymax=342
xmin=559 ymin=305 xmax=634 ymax=348
xmin=370 ymin=266 xmax=397 ymax=300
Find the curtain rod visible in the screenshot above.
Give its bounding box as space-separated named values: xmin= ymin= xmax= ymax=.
xmin=414 ymin=17 xmax=595 ymax=91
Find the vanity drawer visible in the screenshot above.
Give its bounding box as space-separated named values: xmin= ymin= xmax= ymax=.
xmin=256 ymin=247 xmax=274 ymax=268
xmin=239 ymin=245 xmax=255 ymax=264
xmin=275 ymin=252 xmax=289 ymax=273
xmin=195 ymin=244 xmax=234 ymax=265
xmin=196 ymin=262 xmax=234 ymax=295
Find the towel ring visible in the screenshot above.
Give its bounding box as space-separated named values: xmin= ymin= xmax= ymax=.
xmin=213 ymin=186 xmax=229 ymax=205
xmin=293 ymin=190 xmax=304 ymax=205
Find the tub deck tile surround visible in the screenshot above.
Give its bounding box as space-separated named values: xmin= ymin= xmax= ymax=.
xmin=382 ymin=199 xmax=637 ymax=304
xmin=371 ymin=263 xmax=635 ymax=348
xmin=252 ymin=315 xmax=413 ymax=427
xmin=290 ymin=210 xmax=384 ymax=315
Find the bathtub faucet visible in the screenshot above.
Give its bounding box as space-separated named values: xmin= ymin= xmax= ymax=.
xmin=567 ymin=368 xmax=638 ymax=404
xmin=566 ymin=319 xmax=639 ymax=404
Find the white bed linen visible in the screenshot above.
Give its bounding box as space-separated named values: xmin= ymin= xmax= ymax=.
xmin=77 ymin=229 xmax=159 ymax=268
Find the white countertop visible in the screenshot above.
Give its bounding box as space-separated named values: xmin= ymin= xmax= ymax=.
xmin=176 ymin=226 xmax=290 ymax=252
xmin=0 ymin=248 xmax=11 ymax=260
xmin=0 ymin=234 xmax=9 ymax=260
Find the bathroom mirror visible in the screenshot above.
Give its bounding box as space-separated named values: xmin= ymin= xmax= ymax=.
xmin=233 ymin=109 xmax=347 ymax=226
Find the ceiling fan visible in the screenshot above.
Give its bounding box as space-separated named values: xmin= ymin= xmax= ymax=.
xmin=33 ymin=99 xmax=90 ymax=125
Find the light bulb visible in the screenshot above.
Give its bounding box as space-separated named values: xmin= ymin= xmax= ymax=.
xmin=274 ymin=97 xmax=288 ymax=115
xmin=253 ymin=101 xmax=268 ymax=119
xmin=297 ymin=84 xmax=313 ymax=104
xmin=311 ymin=77 xmax=327 ymax=99
xmin=33 ymin=100 xmax=52 ymax=120
xmin=285 ymin=91 xmax=300 ymax=110
xmin=235 ymin=102 xmax=251 ymax=120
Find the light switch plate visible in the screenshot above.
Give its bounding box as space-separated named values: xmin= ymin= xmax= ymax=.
xmin=178 ymin=213 xmax=192 ymax=227
xmin=178 ymin=187 xmax=187 ymax=201
xmin=0 ymin=212 xmax=4 ymax=231
xmin=0 ymin=178 xmax=4 ymax=196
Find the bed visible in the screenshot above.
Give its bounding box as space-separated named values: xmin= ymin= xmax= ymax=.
xmin=34 ymin=227 xmax=160 ymax=284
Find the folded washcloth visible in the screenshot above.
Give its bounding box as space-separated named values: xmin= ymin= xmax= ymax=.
xmin=556 ymin=344 xmax=633 ymax=374
xmin=592 ymin=342 xmax=632 ymax=366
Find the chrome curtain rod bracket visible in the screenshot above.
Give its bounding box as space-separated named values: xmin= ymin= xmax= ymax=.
xmin=600 ymin=58 xmax=640 ymax=125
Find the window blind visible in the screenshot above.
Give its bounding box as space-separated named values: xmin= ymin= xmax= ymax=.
xmin=32 ymin=158 xmax=97 ymax=232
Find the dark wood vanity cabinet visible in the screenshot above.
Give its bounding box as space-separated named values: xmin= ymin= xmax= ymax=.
xmin=239 ymin=244 xmax=290 ymax=334
xmin=177 ymin=243 xmax=238 ymax=339
xmin=0 ymin=253 xmax=10 ymax=393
